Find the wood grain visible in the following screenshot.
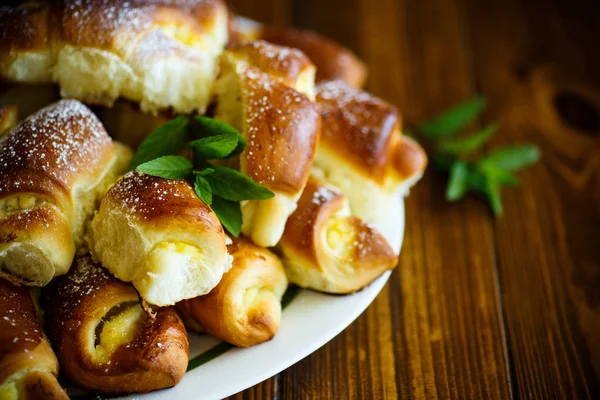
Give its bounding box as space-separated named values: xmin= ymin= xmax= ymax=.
xmin=225 ymin=0 xmax=600 ymax=398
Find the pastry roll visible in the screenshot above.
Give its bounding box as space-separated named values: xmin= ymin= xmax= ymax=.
xmin=313 ymin=81 xmax=427 ymax=247
xmin=42 ymin=255 xmax=189 ymax=395
xmin=215 ymin=47 xmax=321 ymax=247
xmin=225 ymin=40 xmax=316 ymax=99
xmin=176 ymin=237 xmax=288 ymax=347
xmin=231 ymin=16 xmax=367 ymax=88
xmin=90 ymin=171 xmax=231 ymax=306
xmin=0 ymin=279 xmax=68 ymax=400
xmin=279 ymin=178 xmax=398 ymax=293
xmin=0 ymin=0 xmax=229 ymax=115
xmin=0 ymin=99 xmax=131 ymax=286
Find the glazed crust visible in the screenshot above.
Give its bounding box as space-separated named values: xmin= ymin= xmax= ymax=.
xmin=176 ymin=237 xmax=288 ymax=347
xmin=231 ymin=16 xmax=367 ymax=87
xmin=0 ymin=0 xmax=229 ymax=114
xmin=279 ymin=178 xmax=398 ymax=293
xmin=42 ymin=255 xmax=189 ymax=394
xmin=0 ymin=99 xmax=128 ymax=286
xmin=0 ymin=279 xmax=68 ymax=400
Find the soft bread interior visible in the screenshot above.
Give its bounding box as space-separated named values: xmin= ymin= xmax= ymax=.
xmin=312 ymin=149 xmax=403 ymax=249
xmin=133 ymin=241 xmax=222 ymax=307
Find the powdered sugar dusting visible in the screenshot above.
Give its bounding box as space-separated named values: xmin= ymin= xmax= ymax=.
xmin=0 ymin=99 xmax=112 ymax=194
xmin=240 ymin=65 xmax=318 ymax=192
xmin=235 ymin=40 xmax=310 ymax=83
xmin=0 ymin=280 xmax=43 ymax=355
xmin=316 ymin=80 xmax=399 ymax=172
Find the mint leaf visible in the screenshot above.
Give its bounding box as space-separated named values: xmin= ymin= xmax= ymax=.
xmin=187 ymin=132 xmax=239 ymax=160
xmin=130 ymin=116 xmax=189 ymax=169
xmin=194 ymin=168 xmax=214 ymax=177
xmin=420 ymin=96 xmax=486 ymax=138
xmin=483 ymin=178 xmax=503 ymax=216
xmin=481 ymin=145 xmax=541 ymax=171
xmin=136 ymin=156 xmax=193 ymax=179
xmin=432 ymin=154 xmax=457 ymax=171
xmin=438 ymin=122 xmax=498 ymax=155
xmin=446 ymin=161 xmax=470 ymax=201
xmin=205 ymin=167 xmax=274 ymax=201
xmin=211 ymin=196 xmax=242 ymax=236
xmin=194 ymin=116 xmax=247 ymax=156
xmin=194 ymin=175 xmax=212 ymax=205
xmin=477 ymin=162 xmax=519 ymax=186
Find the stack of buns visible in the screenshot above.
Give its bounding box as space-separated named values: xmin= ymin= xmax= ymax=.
xmin=0 ymin=0 xmax=426 ymax=397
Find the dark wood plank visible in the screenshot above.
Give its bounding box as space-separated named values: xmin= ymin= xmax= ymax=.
xmin=278 ymin=0 xmax=511 ymax=398
xmin=464 ymin=0 xmax=600 ymax=398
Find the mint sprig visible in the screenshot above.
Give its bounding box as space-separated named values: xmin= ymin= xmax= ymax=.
xmin=416 ymin=97 xmax=541 ymax=216
xmin=130 ymin=117 xmax=274 ymax=236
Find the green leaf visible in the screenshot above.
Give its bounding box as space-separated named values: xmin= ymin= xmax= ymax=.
xmin=129 ymin=116 xmax=189 ymax=169
xmin=194 ymin=168 xmax=215 ymax=176
xmin=187 ymin=132 xmax=239 ymax=160
xmin=136 ymin=156 xmax=193 ymax=179
xmin=446 ymin=161 xmax=470 ymax=201
xmin=481 ymin=145 xmax=541 ymax=171
xmin=194 ymin=175 xmax=213 ymax=205
xmin=204 ymin=167 xmax=274 ymax=201
xmin=483 ymin=178 xmax=503 ymax=216
xmin=194 ymin=116 xmax=247 ymax=156
xmin=477 ymin=162 xmax=520 ymax=186
xmin=420 ymin=96 xmax=486 ymax=138
xmin=211 ymin=196 xmax=242 ymax=236
xmin=438 ymin=122 xmax=499 ymax=155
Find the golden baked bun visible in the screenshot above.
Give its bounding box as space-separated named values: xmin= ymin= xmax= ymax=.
xmin=176 ymin=237 xmax=288 ymax=347
xmin=90 ymin=171 xmax=231 ymax=306
xmin=0 ymin=279 xmax=68 ymax=400
xmin=215 ymin=46 xmax=320 ymax=247
xmin=225 ymin=40 xmax=316 ymax=99
xmin=279 ymin=178 xmax=398 ymax=293
xmin=313 ymin=81 xmax=427 ymax=248
xmin=0 ymin=100 xmax=131 ymax=286
xmin=231 ymin=16 xmax=367 ymax=88
xmin=0 ymin=0 xmax=229 ymax=115
xmin=42 ymin=255 xmax=189 ymax=395
xmin=0 ymin=105 xmax=17 ymax=135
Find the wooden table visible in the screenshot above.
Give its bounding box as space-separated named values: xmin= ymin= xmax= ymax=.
xmin=227 ymin=0 xmax=600 ymax=398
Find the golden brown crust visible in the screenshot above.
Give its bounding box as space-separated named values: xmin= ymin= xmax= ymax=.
xmin=316 ymin=80 xmax=400 ymax=184
xmin=0 ymin=279 xmax=68 ymax=400
xmin=231 ymin=17 xmax=367 ymax=87
xmin=0 ymin=105 xmax=17 ymax=135
xmin=0 ymin=0 xmax=226 ymax=51
xmin=105 ymin=171 xmax=222 ymax=232
xmin=279 ymin=178 xmax=398 ymax=293
xmin=239 ymin=66 xmax=320 ymax=194
xmin=0 ymin=99 xmax=114 ymax=211
xmin=392 ymin=134 xmax=428 ymax=182
xmin=42 ymin=255 xmax=189 ymax=394
xmin=226 ymin=40 xmax=314 ymax=91
xmin=176 ymin=237 xmax=288 ymax=347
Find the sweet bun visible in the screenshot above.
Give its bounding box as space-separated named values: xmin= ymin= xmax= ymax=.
xmin=90 ymin=171 xmax=232 ymax=306
xmin=215 ymin=46 xmax=320 ymax=247
xmin=0 ymin=99 xmax=131 ymax=286
xmin=0 ymin=279 xmax=68 ymax=400
xmin=0 ymin=104 xmax=17 ymax=135
xmin=0 ymin=0 xmax=229 ymax=114
xmin=279 ymin=178 xmax=398 ymax=293
xmin=42 ymin=255 xmax=189 ymax=395
xmin=177 ymin=237 xmax=288 ymax=347
xmin=313 ymin=80 xmax=426 ymax=246
xmin=225 ymin=40 xmax=316 ymax=99
xmin=232 ymin=16 xmax=367 ymax=88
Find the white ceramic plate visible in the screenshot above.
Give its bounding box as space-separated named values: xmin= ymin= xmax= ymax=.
xmin=69 ymin=200 xmax=404 ymax=400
